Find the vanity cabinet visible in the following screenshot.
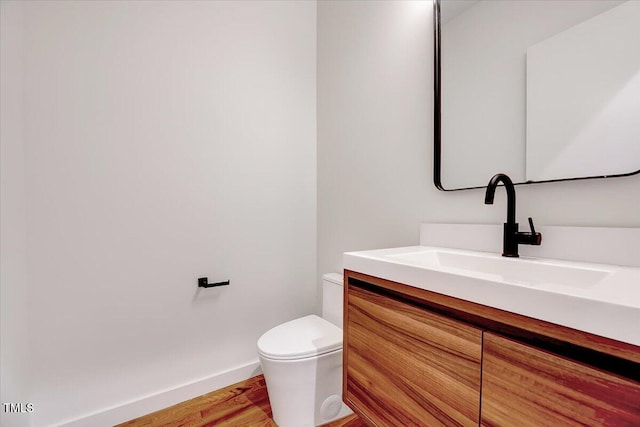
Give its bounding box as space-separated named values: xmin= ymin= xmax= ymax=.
xmin=343 ymin=270 xmax=640 ymax=427
xmin=482 ymin=333 xmax=640 ymax=427
xmin=345 ymin=284 xmax=482 ymax=426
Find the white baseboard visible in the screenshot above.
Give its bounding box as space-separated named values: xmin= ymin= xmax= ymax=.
xmin=58 ymin=359 xmax=262 ymax=427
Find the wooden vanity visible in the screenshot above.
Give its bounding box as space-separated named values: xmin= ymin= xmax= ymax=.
xmin=343 ymin=270 xmax=640 ymax=427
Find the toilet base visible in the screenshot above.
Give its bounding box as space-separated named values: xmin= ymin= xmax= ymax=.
xmin=259 ymin=349 xmax=352 ymax=427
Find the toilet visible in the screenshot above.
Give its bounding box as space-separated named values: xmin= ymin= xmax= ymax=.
xmin=257 ymin=273 xmax=352 ymax=427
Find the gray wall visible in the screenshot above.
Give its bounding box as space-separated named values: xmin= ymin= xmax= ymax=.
xmin=317 ymin=0 xmax=640 ymax=299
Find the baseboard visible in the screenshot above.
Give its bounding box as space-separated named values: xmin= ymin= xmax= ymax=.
xmin=58 ymin=359 xmax=262 ymax=427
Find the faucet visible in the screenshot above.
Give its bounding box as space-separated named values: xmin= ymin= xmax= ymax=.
xmin=484 ymin=173 xmax=541 ymax=257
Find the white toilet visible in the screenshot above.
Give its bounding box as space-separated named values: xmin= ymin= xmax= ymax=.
xmin=257 ymin=273 xmax=352 ymax=427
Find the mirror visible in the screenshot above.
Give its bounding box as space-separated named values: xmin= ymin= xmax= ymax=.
xmin=434 ymin=0 xmax=640 ymax=190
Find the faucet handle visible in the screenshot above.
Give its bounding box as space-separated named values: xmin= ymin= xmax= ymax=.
xmin=527 ymin=217 xmax=542 ymax=245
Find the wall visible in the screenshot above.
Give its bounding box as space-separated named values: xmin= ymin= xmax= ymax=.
xmin=4 ymin=1 xmax=316 ymax=425
xmin=317 ymin=1 xmax=640 ymax=290
xmin=1 ymin=2 xmax=31 ymax=427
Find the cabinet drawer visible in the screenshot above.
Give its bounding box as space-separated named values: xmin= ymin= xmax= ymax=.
xmin=344 ymin=284 xmax=482 ymax=426
xmin=482 ymin=332 xmax=640 ymax=427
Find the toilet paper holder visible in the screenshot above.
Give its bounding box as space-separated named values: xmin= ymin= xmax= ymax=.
xmin=198 ymin=277 xmax=230 ymax=288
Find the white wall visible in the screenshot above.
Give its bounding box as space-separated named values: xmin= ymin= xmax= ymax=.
xmin=317 ymin=0 xmax=434 ymax=303
xmin=3 ymin=1 xmax=316 ymax=425
xmin=317 ymin=1 xmax=640 ymax=284
xmin=1 ymin=2 xmax=31 ymax=427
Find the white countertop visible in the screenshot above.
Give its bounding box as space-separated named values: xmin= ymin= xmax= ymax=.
xmin=344 ymin=245 xmax=640 ymax=346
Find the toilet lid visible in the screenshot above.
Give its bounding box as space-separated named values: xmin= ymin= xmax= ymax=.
xmin=257 ymin=315 xmax=343 ymax=360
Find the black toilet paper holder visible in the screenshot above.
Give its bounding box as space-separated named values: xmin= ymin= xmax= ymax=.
xmin=198 ymin=277 xmax=230 ymax=288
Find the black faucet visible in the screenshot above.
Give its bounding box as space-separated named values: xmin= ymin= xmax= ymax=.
xmin=484 ymin=173 xmax=541 ymax=257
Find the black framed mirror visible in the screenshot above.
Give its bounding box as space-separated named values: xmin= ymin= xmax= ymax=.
xmin=433 ymin=0 xmax=640 ymax=191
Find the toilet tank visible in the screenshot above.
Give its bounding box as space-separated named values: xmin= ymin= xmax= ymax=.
xmin=322 ymin=273 xmax=344 ymax=328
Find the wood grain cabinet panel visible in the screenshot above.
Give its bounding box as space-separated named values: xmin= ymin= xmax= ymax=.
xmin=481 ymin=332 xmax=640 ymax=427
xmin=344 ymin=284 xmax=482 ymax=427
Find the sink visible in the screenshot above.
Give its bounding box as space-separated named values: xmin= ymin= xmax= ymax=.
xmin=343 ymin=227 xmax=640 ymax=347
xmin=387 ymin=249 xmax=613 ymax=289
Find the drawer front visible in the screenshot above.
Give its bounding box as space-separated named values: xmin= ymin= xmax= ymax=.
xmin=344 ymin=283 xmax=482 ymax=427
xmin=482 ymin=332 xmax=640 ymax=427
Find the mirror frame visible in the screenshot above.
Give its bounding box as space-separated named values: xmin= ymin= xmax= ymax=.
xmin=433 ymin=0 xmax=640 ymax=191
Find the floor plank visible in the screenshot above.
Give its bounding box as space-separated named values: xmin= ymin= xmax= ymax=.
xmin=118 ymin=375 xmax=365 ymax=427
xmin=322 ymin=414 xmax=365 ymax=427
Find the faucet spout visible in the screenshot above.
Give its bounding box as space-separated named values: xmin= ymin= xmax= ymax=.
xmin=484 ymin=173 xmax=516 ymax=225
xmin=484 ymin=173 xmax=541 ymax=257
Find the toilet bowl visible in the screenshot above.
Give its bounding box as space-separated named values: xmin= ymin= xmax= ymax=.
xmin=257 ymin=273 xmax=352 ymax=427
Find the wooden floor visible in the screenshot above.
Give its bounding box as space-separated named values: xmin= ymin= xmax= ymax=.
xmin=118 ymin=375 xmax=366 ymax=427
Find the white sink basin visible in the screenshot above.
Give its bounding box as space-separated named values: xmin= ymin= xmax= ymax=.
xmin=344 ymin=245 xmax=640 ymax=346
xmin=388 ymin=250 xmax=612 ymax=289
